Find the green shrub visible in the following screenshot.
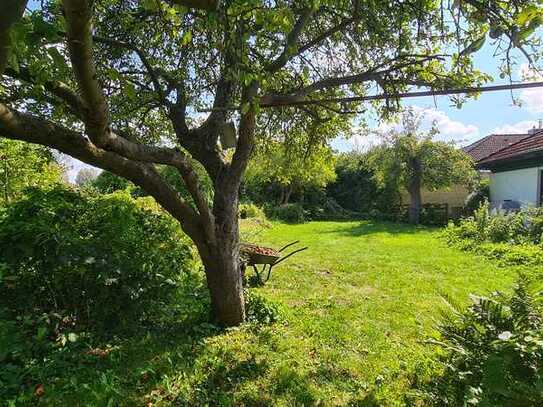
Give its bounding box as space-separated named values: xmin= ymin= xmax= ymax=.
xmin=476 ymin=243 xmax=543 ymax=266
xmin=326 ymin=151 xmax=401 ymax=214
xmin=0 ymin=186 xmax=197 ymax=333
xmin=245 ymin=290 xmax=282 ymax=324
xmin=486 ymin=213 xmax=515 ymax=243
xmin=525 ymin=207 xmax=543 ymax=244
xmin=446 ymin=202 xmax=531 ymax=243
xmin=266 ymin=203 xmax=305 ymax=223
xmin=464 ymin=178 xmax=490 ymax=215
xmin=239 ymin=203 xmax=266 ymax=220
xmin=419 ymin=276 xmax=543 ymax=406
xmin=443 ymin=202 xmax=543 ymax=266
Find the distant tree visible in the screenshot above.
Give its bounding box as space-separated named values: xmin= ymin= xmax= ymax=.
xmin=246 ymin=142 xmax=336 ymax=205
xmin=327 ymin=152 xmax=400 ymax=214
xmin=92 ymin=170 xmax=134 ymax=194
xmin=75 ymin=167 xmax=100 ymax=186
xmin=371 ymin=108 xmax=476 ymax=224
xmin=0 ymin=138 xmax=63 ymax=204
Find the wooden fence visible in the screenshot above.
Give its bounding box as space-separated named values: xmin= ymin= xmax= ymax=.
xmin=392 ymin=203 xmax=450 ymax=226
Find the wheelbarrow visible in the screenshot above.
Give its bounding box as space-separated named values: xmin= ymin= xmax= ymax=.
xmin=240 ymin=240 xmax=308 ymax=285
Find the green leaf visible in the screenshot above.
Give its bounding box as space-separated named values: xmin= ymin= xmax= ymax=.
xmin=482 ymin=355 xmax=510 ymax=397
xmin=67 ymin=332 xmax=78 ymax=343
xmin=181 ymin=31 xmax=192 ymax=46
xmin=460 ymin=35 xmax=486 ymax=56
xmin=516 ymin=5 xmax=540 ymax=26
xmin=241 ymin=102 xmax=250 ymax=115
xmin=123 ymin=82 xmax=136 ymax=99
xmin=141 ymin=0 xmax=159 ymax=12
xmin=36 ymin=326 xmax=48 ymax=341
xmin=47 ymin=47 xmax=68 ymax=71
xmin=7 ymin=52 xmax=19 ymax=73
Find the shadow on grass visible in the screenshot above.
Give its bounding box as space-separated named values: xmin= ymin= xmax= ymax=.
xmin=2 ymin=297 xmax=328 ymax=406
xmin=322 ymin=220 xmax=431 ymax=237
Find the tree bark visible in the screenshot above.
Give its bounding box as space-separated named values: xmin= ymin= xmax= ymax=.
xmin=0 ymin=0 xmax=28 ymax=75
xmin=407 ymin=157 xmax=422 ymax=225
xmin=201 ymin=176 xmax=245 ymax=326
xmin=200 ymin=228 xmax=245 ymax=326
xmin=279 ymin=184 xmax=292 ymax=205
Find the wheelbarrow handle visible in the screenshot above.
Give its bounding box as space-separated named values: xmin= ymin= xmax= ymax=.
xmin=273 ymin=246 xmax=308 ymax=266
xmin=278 ymin=240 xmax=300 ymax=252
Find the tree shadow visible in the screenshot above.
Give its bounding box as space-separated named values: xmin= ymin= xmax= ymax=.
xmin=321 ymin=220 xmax=431 ymax=237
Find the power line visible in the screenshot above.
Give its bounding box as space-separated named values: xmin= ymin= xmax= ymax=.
xmin=199 ymin=81 xmax=543 ymax=111
xmin=260 ymin=81 xmax=543 ymax=108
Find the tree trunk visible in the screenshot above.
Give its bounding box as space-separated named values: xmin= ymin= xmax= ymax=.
xmin=408 ymin=184 xmax=422 ymax=224
xmin=281 ymin=184 xmax=292 ymax=205
xmin=197 ymin=174 xmax=246 ymax=326
xmin=407 ymin=158 xmax=422 ymax=225
xmin=201 ymin=245 xmax=245 ymax=326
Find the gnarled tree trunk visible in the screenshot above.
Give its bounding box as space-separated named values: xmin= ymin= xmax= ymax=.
xmin=197 ymin=180 xmax=245 ymax=326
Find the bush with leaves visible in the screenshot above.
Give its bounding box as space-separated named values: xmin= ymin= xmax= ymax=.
xmin=239 ymin=203 xmax=266 ymax=220
xmin=92 ymin=163 xmax=213 ymax=209
xmin=0 ymin=185 xmax=197 ymax=333
xmin=0 ymin=138 xmax=64 ymax=205
xmin=244 ymin=290 xmax=282 ymax=325
xmin=266 ymin=203 xmax=305 ymax=223
xmin=464 ymin=177 xmax=490 ymax=216
xmin=443 ymin=202 xmax=543 ymax=265
xmin=419 ymin=276 xmax=543 ymax=406
xmin=326 ymin=151 xmax=401 ymax=215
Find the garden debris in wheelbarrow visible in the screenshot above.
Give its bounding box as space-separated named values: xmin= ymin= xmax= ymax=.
xmin=240 ymin=241 xmax=308 ymax=285
xmin=240 ymin=243 xmax=280 ymax=265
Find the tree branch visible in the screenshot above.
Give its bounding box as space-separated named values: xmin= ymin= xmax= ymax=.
xmin=228 ymin=82 xmax=258 ymax=186
xmin=63 ymin=0 xmax=110 ymax=146
xmin=296 ymin=17 xmax=355 ymax=56
xmin=0 ymin=0 xmax=28 ymax=75
xmin=4 ymin=66 xmax=87 ymax=118
xmin=280 ymin=55 xmax=445 ymax=97
xmin=0 ymin=102 xmax=206 ymax=241
xmin=265 ymin=7 xmax=315 ymax=73
xmin=92 ymin=35 xmax=168 ymax=104
xmin=281 ymin=1 xmax=361 ymax=63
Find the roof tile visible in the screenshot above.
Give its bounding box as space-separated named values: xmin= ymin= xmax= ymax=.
xmin=463 ymin=133 xmax=532 ymax=162
xmin=478 ymin=130 xmax=543 ymax=165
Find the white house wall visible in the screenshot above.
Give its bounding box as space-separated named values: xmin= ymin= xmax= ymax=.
xmin=490 ymin=167 xmax=540 ymax=207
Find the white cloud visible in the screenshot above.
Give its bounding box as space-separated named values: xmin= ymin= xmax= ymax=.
xmin=519 ymin=64 xmax=543 ymax=114
xmin=418 ymin=107 xmax=479 ymax=143
xmin=348 ymin=106 xmax=479 ymax=150
xmin=492 ymin=120 xmax=540 ymax=134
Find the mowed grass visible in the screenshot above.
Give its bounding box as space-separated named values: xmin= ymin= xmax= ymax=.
xmin=237 ymin=220 xmax=518 ymax=404
xmin=19 ymin=221 xmax=520 ymax=406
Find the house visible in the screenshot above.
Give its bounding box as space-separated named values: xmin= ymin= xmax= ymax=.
xmin=402 ymin=124 xmax=543 ymax=216
xmin=476 ymin=122 xmax=543 ymax=209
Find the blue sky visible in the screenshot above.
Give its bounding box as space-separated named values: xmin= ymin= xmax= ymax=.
xmin=337 ymin=40 xmax=543 ymax=152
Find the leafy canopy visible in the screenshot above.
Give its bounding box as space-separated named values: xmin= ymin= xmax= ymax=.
xmin=4 ymin=0 xmax=542 ymax=144
xmin=0 ymin=138 xmax=64 ymax=204
xmin=370 ymin=108 xmax=476 ymax=192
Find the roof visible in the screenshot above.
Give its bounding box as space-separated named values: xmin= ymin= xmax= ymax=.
xmin=463 ymin=133 xmax=532 ymax=162
xmin=478 ymin=130 xmax=543 ymax=166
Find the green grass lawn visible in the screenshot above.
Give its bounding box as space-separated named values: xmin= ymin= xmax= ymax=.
xmin=9 ymin=221 xmax=522 ymax=406
xmin=239 ymin=220 xmax=519 ymax=405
